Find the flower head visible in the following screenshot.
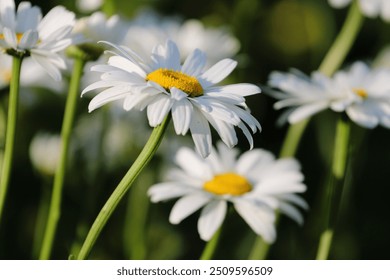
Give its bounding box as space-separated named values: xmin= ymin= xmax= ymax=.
xmin=148 ymin=143 xmax=308 ymax=242
xmin=76 ymin=0 xmax=103 ymax=13
xmin=0 ymin=0 xmax=75 ymax=80
xmin=29 ymin=132 xmax=61 ymax=177
xmin=269 ymin=62 xmax=390 ymax=128
xmin=123 ymin=11 xmax=240 ymax=65
xmin=73 ymin=12 xmax=128 ymax=48
xmin=82 ymin=40 xmax=261 ymax=157
xmin=328 ymin=0 xmax=390 ymax=22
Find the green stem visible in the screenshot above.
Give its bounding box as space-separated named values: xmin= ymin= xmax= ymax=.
xmin=123 ymin=169 xmax=154 ymax=260
xmin=102 ymin=0 xmax=116 ymax=16
xmin=39 ymin=58 xmax=86 ymax=259
xmin=248 ymin=2 xmax=363 ymax=260
xmin=318 ymin=1 xmax=364 ymax=76
xmin=77 ymin=116 xmax=171 ymax=260
xmin=0 ymin=55 xmax=23 ymax=226
xmin=200 ymin=227 xmax=222 ymax=260
xmin=279 ymin=119 xmax=310 ymax=159
xmin=316 ymin=116 xmax=350 ymax=260
xmin=32 ymin=179 xmax=51 ymax=258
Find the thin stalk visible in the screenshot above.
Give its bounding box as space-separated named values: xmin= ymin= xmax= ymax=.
xmin=248 ymin=2 xmax=363 ymax=260
xmin=77 ymin=116 xmax=170 ymax=260
xmin=123 ymin=169 xmax=154 ymax=260
xmin=316 ymin=117 xmax=350 ymax=260
xmin=39 ymin=58 xmax=86 ymax=259
xmin=200 ymin=227 xmax=222 ymax=260
xmin=32 ymin=179 xmax=51 ymax=258
xmin=318 ymin=1 xmax=364 ymax=76
xmin=0 ymin=55 xmax=23 ymax=226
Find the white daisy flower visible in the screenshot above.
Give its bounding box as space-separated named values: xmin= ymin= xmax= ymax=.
xmin=0 ymin=0 xmax=76 ymax=80
xmin=0 ymin=52 xmax=65 ymax=92
xmin=76 ymin=0 xmax=103 ymax=13
xmin=269 ymin=62 xmax=390 ymax=128
xmin=29 ymin=132 xmax=61 ymax=177
xmin=82 ymin=40 xmax=261 ymax=157
xmin=328 ymin=0 xmax=390 ymax=21
xmin=148 ymin=143 xmax=308 ymax=242
xmin=123 ymin=11 xmax=240 ymax=65
xmin=72 ymin=12 xmax=130 ymax=89
xmin=0 ymin=52 xmax=11 ymax=89
xmin=73 ymin=12 xmax=129 ymax=47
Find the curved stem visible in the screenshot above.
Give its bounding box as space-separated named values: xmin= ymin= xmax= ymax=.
xmin=316 ymin=116 xmax=350 ymax=260
xmin=0 ymin=55 xmax=23 ymax=226
xmin=318 ymin=1 xmax=364 ymax=76
xmin=77 ymin=116 xmax=170 ymax=260
xmin=39 ymin=58 xmax=86 ymax=259
xmin=200 ymin=227 xmax=222 ymax=260
xmin=248 ymin=2 xmax=363 ymax=260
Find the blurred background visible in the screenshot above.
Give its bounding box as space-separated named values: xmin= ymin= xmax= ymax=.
xmin=0 ymin=0 xmax=389 ymax=259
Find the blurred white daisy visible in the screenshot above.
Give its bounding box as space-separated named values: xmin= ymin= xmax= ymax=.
xmin=0 ymin=53 xmax=11 ymax=89
xmin=123 ymin=11 xmax=240 ymax=65
xmin=76 ymin=0 xmax=103 ymax=13
xmin=148 ymin=143 xmax=307 ymax=242
xmin=29 ymin=132 xmax=61 ymax=177
xmin=73 ymin=12 xmax=129 ymax=47
xmin=0 ymin=52 xmax=65 ymax=92
xmin=0 ymin=0 xmax=76 ymax=80
xmin=328 ymin=0 xmax=390 ymax=21
xmin=269 ymin=62 xmax=390 ymax=128
xmin=72 ymin=12 xmax=130 ymax=89
xmin=82 ymin=40 xmax=261 ymax=157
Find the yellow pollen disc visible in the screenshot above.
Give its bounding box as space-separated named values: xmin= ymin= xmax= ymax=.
xmin=146 ymin=68 xmax=203 ymax=97
xmin=203 ymin=173 xmax=252 ymax=196
xmin=352 ymin=88 xmax=368 ymax=99
xmin=0 ymin=33 xmax=24 ymax=44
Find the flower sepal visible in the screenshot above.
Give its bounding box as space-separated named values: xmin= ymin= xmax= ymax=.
xmin=66 ymin=44 xmax=103 ymax=62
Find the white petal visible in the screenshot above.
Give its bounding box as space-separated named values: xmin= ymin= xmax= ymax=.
xmin=215 ymin=141 xmax=239 ymax=170
xmin=123 ymin=89 xmax=156 ymax=111
xmin=189 ymin=107 xmax=212 ymax=158
xmin=146 ymin=95 xmax=173 ymax=127
xmin=38 ymin=6 xmax=75 ymax=41
xmin=208 ymin=83 xmax=261 ymax=97
xmin=148 ymin=182 xmax=196 ymax=202
xmin=346 ymin=104 xmax=379 ymax=128
xmin=181 ymin=48 xmax=206 ymax=76
xmin=16 ymin=2 xmax=41 ymax=32
xmin=234 ymin=200 xmax=276 ymax=243
xmin=198 ymin=200 xmax=227 ymax=241
xmin=199 ymin=58 xmax=237 ymax=88
xmin=328 ymin=0 xmax=351 ymax=8
xmin=81 ymin=80 xmax=124 ymax=96
xmin=236 ymin=149 xmax=275 ymax=176
xmin=279 ymin=202 xmax=304 ymax=225
xmin=169 ymin=193 xmax=211 ymax=224
xmin=174 ymin=147 xmax=213 ymax=180
xmin=107 ymin=55 xmax=145 ymax=77
xmin=288 ymin=102 xmax=329 ymax=124
xmin=88 ymin=86 xmax=130 ymax=112
xmin=171 ymin=97 xmax=193 ymax=135
xmin=359 ymin=0 xmax=381 ymax=17
xmin=0 ymin=0 xmax=16 ymax=29
xmin=18 ymin=30 xmax=39 ymax=49
xmin=3 ymin=27 xmax=17 ymax=49
xmin=204 ymin=114 xmax=237 ymax=148
xmin=30 ymin=52 xmax=62 ymax=81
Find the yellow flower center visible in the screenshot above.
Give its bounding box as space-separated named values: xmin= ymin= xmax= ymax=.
xmin=352 ymin=88 xmax=368 ymax=99
xmin=0 ymin=33 xmax=24 ymax=43
xmin=203 ymin=173 xmax=253 ymax=196
xmin=146 ymin=68 xmax=203 ymax=97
